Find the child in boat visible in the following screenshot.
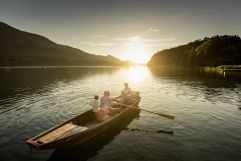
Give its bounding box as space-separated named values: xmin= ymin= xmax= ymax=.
xmin=90 ymin=95 xmax=100 ymax=113
xmin=88 ymin=92 xmax=111 ymax=121
xmin=90 ymin=95 xmax=106 ymax=121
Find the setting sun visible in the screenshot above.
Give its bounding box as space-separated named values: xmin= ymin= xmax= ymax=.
xmin=122 ymin=36 xmax=150 ymax=64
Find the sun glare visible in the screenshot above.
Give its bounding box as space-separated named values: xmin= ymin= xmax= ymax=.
xmin=122 ymin=36 xmax=150 ymax=64
xmin=126 ymin=66 xmax=149 ymax=84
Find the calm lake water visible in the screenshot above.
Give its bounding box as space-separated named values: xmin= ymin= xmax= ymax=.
xmin=0 ymin=66 xmax=241 ymax=161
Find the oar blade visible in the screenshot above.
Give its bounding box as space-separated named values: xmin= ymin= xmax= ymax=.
xmin=156 ymin=129 xmax=174 ymax=134
xmin=158 ymin=113 xmax=175 ymax=120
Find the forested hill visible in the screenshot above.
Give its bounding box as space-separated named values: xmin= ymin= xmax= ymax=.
xmin=148 ymin=35 xmax=241 ymax=67
xmin=0 ymin=22 xmax=122 ymax=66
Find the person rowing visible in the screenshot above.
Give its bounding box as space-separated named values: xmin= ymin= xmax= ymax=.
xmin=121 ymin=82 xmax=132 ymax=104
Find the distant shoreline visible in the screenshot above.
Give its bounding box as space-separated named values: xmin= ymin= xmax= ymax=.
xmin=0 ymin=65 xmax=147 ymax=69
xmin=0 ymin=65 xmax=117 ymax=69
xmin=148 ymin=64 xmax=241 ymax=72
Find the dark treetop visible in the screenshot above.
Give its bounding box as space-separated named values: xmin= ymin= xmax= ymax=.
xmin=148 ymin=35 xmax=241 ymax=67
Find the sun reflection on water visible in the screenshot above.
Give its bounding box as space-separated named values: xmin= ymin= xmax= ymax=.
xmin=125 ymin=66 xmax=149 ymax=84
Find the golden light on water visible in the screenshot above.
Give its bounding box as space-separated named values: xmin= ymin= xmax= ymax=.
xmin=122 ymin=36 xmax=150 ymax=64
xmin=126 ymin=66 xmax=149 ymax=84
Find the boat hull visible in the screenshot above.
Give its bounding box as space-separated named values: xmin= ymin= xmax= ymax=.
xmin=26 ymin=92 xmax=141 ymax=150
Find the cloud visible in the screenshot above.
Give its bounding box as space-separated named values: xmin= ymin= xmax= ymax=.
xmin=114 ymin=36 xmax=175 ymax=43
xmin=113 ymin=27 xmax=174 ymax=43
xmin=144 ymin=42 xmax=179 ymax=47
xmin=81 ymin=29 xmax=177 ymax=51
xmin=90 ymin=34 xmax=107 ymax=39
xmin=141 ymin=38 xmax=175 ymax=42
xmin=92 ymin=43 xmax=115 ymax=47
xmin=173 ymin=8 xmax=218 ymax=20
xmin=141 ymin=27 xmax=160 ymax=36
xmin=203 ymin=8 xmax=217 ymax=13
xmin=146 ymin=28 xmax=160 ymax=32
xmin=114 ymin=36 xmax=140 ymax=41
xmin=80 ymin=41 xmax=115 ymax=47
xmin=80 ymin=41 xmax=93 ymax=45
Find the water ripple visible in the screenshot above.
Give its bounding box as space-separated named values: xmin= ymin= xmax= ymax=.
xmin=0 ymin=67 xmax=241 ymax=161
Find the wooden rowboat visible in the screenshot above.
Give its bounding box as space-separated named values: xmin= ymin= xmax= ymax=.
xmin=26 ymin=91 xmax=141 ymax=150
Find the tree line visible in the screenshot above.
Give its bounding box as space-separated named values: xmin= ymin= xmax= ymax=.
xmin=148 ymin=35 xmax=241 ymax=67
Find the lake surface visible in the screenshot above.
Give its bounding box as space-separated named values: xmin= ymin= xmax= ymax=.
xmin=0 ymin=66 xmax=241 ymax=161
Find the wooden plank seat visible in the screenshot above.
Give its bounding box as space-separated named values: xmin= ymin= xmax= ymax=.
xmin=36 ymin=123 xmax=88 ymax=144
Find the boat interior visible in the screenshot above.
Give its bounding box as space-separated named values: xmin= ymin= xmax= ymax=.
xmin=30 ymin=92 xmax=140 ymax=146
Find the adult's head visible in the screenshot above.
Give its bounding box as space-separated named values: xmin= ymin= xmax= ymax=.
xmin=104 ymin=91 xmax=110 ymax=97
xmin=124 ymin=82 xmax=129 ymax=88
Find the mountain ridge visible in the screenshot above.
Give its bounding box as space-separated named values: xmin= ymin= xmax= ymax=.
xmin=0 ymin=22 xmax=123 ymax=66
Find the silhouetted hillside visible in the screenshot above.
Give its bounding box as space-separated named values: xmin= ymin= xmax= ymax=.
xmin=148 ymin=35 xmax=241 ymax=67
xmin=0 ymin=22 xmax=122 ymax=66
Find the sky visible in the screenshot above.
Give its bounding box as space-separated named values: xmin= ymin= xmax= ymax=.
xmin=0 ymin=0 xmax=241 ymax=63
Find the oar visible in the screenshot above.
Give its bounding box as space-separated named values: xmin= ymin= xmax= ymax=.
xmin=114 ymin=102 xmax=175 ymax=120
xmin=124 ymin=127 xmax=174 ymax=134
